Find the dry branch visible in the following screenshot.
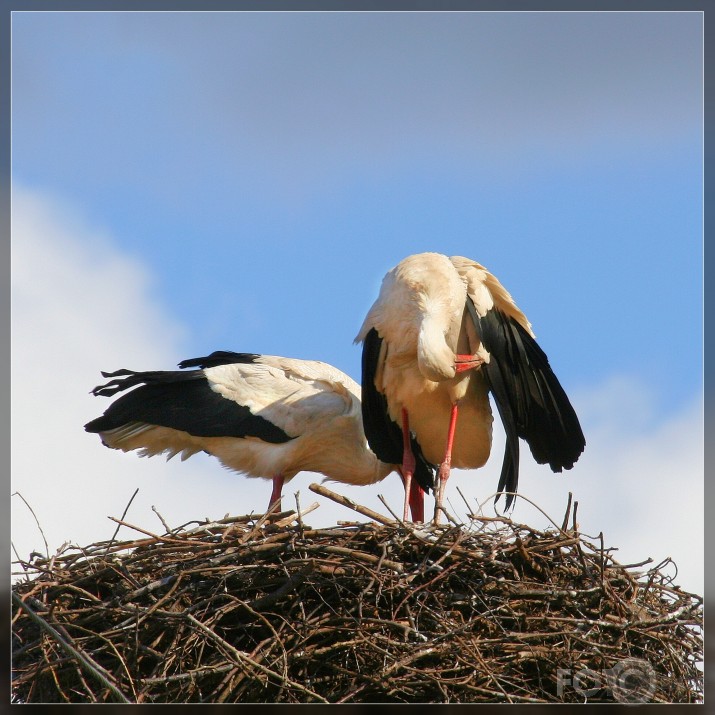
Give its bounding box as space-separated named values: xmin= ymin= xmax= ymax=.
xmin=12 ymin=490 xmax=702 ymax=704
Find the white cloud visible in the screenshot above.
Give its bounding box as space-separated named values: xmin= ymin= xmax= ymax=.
xmin=11 ymin=185 xmax=193 ymax=564
xmin=9 ymin=185 xmax=409 ymax=570
xmin=11 ymin=186 xmax=703 ymax=599
xmin=12 ymin=13 xmax=702 ymax=206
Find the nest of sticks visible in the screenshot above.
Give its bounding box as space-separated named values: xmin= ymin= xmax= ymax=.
xmin=12 ymin=484 xmax=703 ymax=704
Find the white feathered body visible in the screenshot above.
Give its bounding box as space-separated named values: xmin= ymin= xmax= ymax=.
xmin=357 ymin=253 xmax=504 ymax=469
xmin=88 ymin=354 xmax=393 ymax=488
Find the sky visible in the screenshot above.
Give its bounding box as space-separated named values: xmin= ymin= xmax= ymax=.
xmin=10 ymin=11 xmax=704 ymax=595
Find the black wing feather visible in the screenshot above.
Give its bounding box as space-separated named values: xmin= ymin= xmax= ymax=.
xmin=85 ymin=363 xmax=292 ymax=444
xmin=178 ymin=351 xmax=261 ymax=370
xmin=467 ymin=300 xmax=585 ymax=509
xmin=361 ymin=328 xmax=435 ymax=493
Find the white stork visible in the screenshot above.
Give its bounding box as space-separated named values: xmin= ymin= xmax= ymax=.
xmin=85 ymin=351 xmax=434 ymax=518
xmin=355 ymin=252 xmax=585 ymax=522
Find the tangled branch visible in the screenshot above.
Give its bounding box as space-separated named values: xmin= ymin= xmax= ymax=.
xmin=12 ymin=487 xmax=702 ymax=703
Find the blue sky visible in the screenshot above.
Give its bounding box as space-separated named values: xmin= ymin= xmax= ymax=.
xmin=11 ymin=11 xmax=704 ymax=594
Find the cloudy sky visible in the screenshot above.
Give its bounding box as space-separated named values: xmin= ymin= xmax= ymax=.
xmin=11 ymin=11 xmax=703 ymax=594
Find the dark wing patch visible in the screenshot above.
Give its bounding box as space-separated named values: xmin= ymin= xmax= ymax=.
xmin=467 ymin=300 xmax=586 ymax=509
xmin=85 ymin=367 xmax=292 ymax=443
xmin=178 ymin=351 xmax=261 ymax=370
xmin=361 ymin=328 xmax=435 ymax=493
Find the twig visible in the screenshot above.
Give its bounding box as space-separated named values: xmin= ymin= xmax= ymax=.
xmin=560 ymin=492 xmax=573 ymax=532
xmin=106 ymin=517 xmax=190 ymax=545
xmin=12 ymin=492 xmax=49 ymax=560
xmin=272 ymin=501 xmax=319 ymax=528
xmin=477 ymin=491 xmax=574 ymax=537
xmin=12 ymin=592 xmax=131 ymax=703
xmin=184 ymin=613 xmax=328 ymax=703
xmin=377 ymin=494 xmax=406 ymax=525
xmin=11 ymin=487 xmax=703 ymax=704
xmin=295 ymin=491 xmax=304 ymax=535
xmin=151 ymin=505 xmax=171 ymax=533
xmin=141 ymin=663 xmax=235 ymax=685
xmin=309 ymin=483 xmax=394 ymax=525
xmin=456 ymin=486 xmax=474 ymax=515
xmin=104 ymin=488 xmax=140 ymax=556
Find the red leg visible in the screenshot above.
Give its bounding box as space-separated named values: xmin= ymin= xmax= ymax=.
xmin=267 ymin=474 xmax=284 ymax=513
xmin=400 ymin=408 xmax=416 ymax=521
xmin=408 ymin=480 xmax=425 ymax=522
xmin=435 ymin=402 xmax=459 ymax=522
xmin=398 ymin=469 xmax=424 ymax=522
xmin=398 ymin=468 xmax=411 ymax=522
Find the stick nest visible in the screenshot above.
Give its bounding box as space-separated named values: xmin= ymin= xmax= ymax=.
xmin=12 ymin=486 xmax=703 ymax=704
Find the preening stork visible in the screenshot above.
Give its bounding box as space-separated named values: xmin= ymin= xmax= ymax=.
xmin=85 ymin=351 xmax=433 ymax=518
xmin=355 ymin=252 xmax=585 ymax=522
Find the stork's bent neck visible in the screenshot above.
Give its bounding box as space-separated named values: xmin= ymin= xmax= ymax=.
xmin=417 ymin=317 xmax=457 ymax=382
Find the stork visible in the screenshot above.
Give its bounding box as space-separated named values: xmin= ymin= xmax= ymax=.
xmin=355 ymin=252 xmax=585 ymax=522
xmin=85 ymin=351 xmax=434 ymax=518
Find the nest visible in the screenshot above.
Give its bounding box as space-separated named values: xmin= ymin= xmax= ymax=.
xmin=12 ymin=484 xmax=703 ymax=704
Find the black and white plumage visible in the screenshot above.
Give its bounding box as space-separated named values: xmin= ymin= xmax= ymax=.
xmin=85 ymin=351 xmax=433 ymax=515
xmin=355 ymin=252 xmax=585 ymax=521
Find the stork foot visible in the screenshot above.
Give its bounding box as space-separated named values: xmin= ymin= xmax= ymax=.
xmin=433 ymin=461 xmax=452 ymax=524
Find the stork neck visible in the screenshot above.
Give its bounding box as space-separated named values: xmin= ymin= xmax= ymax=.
xmin=417 ymin=317 xmax=456 ymax=382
